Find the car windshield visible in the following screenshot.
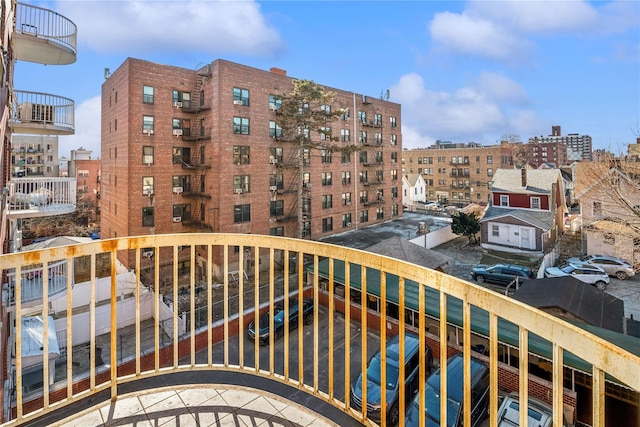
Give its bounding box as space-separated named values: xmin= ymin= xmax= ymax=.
xmin=559 ymin=265 xmax=576 ymax=274
xmin=418 ymin=384 xmax=461 ymax=427
xmin=366 ymin=355 xmax=399 ymax=389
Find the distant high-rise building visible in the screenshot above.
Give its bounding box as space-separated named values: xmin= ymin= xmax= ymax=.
xmin=528 ymin=125 xmax=592 ymax=161
xmin=10 ymin=135 xmax=60 ymax=177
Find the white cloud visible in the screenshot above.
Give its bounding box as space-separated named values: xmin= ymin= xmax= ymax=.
xmin=390 ymin=72 xmax=543 ymax=149
xmin=429 ymin=11 xmax=528 ymax=61
xmin=58 ymin=1 xmax=283 ymax=56
xmin=58 ymin=96 xmax=102 ymax=159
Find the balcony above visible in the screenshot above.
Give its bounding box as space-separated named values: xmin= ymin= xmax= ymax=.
xmin=9 ymin=91 xmax=75 ymax=135
xmin=6 ymin=177 xmax=76 ymax=219
xmin=13 ymin=3 xmax=77 ymax=65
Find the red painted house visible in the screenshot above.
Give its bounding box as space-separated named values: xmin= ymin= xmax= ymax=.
xmin=480 ymin=168 xmax=567 ymax=254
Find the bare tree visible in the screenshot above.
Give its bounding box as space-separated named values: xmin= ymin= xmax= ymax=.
xmin=575 ymin=156 xmax=640 ymax=268
xmin=275 ymin=80 xmax=357 ymax=238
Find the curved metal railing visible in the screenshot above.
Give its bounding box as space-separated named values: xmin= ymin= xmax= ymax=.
xmin=0 ymin=234 xmax=638 ymax=426
xmin=15 ymin=2 xmax=77 ymax=57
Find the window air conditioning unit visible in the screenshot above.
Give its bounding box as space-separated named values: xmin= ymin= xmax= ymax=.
xmin=143 ymin=129 xmax=154 ymax=135
xmin=173 ymin=186 xmax=183 ymax=194
xmin=143 ymin=189 xmax=154 ymax=196
xmin=269 ymin=158 xmax=278 ymax=164
xmin=347 ymin=222 xmax=352 ymax=227
xmin=346 ymin=201 xmax=351 ymax=205
xmin=303 ymin=183 xmax=311 ymax=189
xmin=142 ymin=249 xmax=154 ymax=258
xmin=173 ymin=129 xmax=183 ymax=136
xmin=172 ymin=217 xmax=182 ymax=223
xmin=235 ymin=189 xmax=243 ymax=195
xmin=269 ymin=186 xmax=278 ymax=191
xmin=19 ymin=103 xmax=54 ymax=123
xmin=173 ymin=101 xmax=183 ymax=108
xmin=233 ymin=100 xmax=243 ymax=105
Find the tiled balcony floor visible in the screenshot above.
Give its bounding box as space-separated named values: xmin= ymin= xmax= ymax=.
xmin=50 ymin=384 xmax=340 ymax=427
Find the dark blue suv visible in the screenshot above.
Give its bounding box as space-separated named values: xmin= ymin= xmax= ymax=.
xmin=351 ymin=332 xmax=433 ymax=425
xmin=247 ymin=297 xmax=313 ymax=345
xmin=471 ymin=263 xmax=533 ymax=286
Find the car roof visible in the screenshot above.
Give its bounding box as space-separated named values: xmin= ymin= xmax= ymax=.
xmin=383 ymin=332 xmax=421 ymax=364
xmin=486 ymin=264 xmax=531 ymax=271
xmin=426 ymin=353 xmax=487 ymax=402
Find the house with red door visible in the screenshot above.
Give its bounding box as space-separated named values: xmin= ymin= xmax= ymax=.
xmin=479 ymin=168 xmax=566 ymax=254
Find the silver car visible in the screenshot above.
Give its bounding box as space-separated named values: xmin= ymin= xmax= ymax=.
xmin=497 ymin=392 xmax=566 ymax=427
xmin=544 ymin=263 xmax=609 ymax=290
xmin=567 ymin=255 xmax=635 ymax=280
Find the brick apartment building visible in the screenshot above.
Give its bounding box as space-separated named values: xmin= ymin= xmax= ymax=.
xmin=528 ymin=125 xmax=592 ymax=162
xmin=402 ymin=141 xmax=517 ymax=206
xmin=101 ymin=58 xmax=402 ymax=268
xmin=523 ymin=140 xmax=568 ymax=168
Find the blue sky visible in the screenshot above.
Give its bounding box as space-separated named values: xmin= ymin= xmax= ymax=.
xmin=16 ymin=1 xmax=640 ymax=158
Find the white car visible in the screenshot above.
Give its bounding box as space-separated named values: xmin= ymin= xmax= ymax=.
xmin=567 ymin=255 xmax=635 ymax=280
xmin=544 ymin=263 xmax=609 ymax=290
xmin=497 ymin=392 xmax=566 ymax=427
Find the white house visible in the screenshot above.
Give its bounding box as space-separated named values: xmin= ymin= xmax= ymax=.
xmin=402 ymin=173 xmax=426 ymax=207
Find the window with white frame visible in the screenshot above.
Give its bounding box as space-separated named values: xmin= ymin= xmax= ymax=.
xmin=530 ymin=197 xmax=540 ymax=209
xmin=492 ymin=225 xmax=499 ymax=237
xmin=500 ymin=195 xmax=509 ymax=206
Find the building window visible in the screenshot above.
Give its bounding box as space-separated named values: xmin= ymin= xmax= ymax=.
xmin=270 ymin=147 xmax=283 ymax=163
xmin=302 ymin=221 xmax=311 ymax=238
xmin=342 ymin=192 xmax=352 ymax=205
xmin=374 ymin=113 xmax=382 ymax=126
xmin=173 ymin=204 xmax=191 ymax=221
xmin=358 ymin=111 xmax=367 ymax=124
xmin=322 ymin=217 xmax=333 ymax=232
xmin=360 ymin=151 xmax=368 ymax=164
xmin=530 ymin=197 xmax=540 ymax=209
xmin=303 ymin=148 xmax=311 ymax=164
xmin=360 ymin=210 xmax=369 ymax=223
xmin=142 ymin=177 xmax=154 ymax=195
xmin=593 ymin=201 xmax=602 ymax=217
xmin=340 ymin=109 xmax=350 ymax=120
xmin=270 ymin=227 xmax=284 ymax=236
xmin=142 ymin=115 xmax=154 ymax=133
xmin=342 ymin=171 xmax=351 ymax=185
xmin=269 ymin=121 xmax=283 ymax=138
xmin=360 ymin=190 xmax=368 ymax=203
xmin=233 ymin=117 xmax=250 ymax=134
xmin=142 ymin=207 xmax=154 ymax=227
xmin=360 ymin=170 xmax=368 ymax=184
xmin=233 ymin=146 xmax=250 ymax=165
xmin=487 ymin=168 xmax=493 ymax=177
xmin=269 ymin=173 xmax=284 ymax=190
xmin=391 ymin=152 xmax=397 ymax=163
xmin=322 ymin=194 xmax=333 ymax=209
xmin=375 ymin=133 xmax=382 ymax=145
xmin=341 ymin=129 xmax=350 ymax=142
xmin=270 ymin=200 xmax=284 ymax=217
xmin=173 ymin=90 xmax=191 ymax=108
xmin=391 ymin=169 xmax=398 ymax=181
xmin=173 ymin=175 xmax=191 ymax=192
xmin=321 ymin=172 xmax=332 ymax=186
xmin=321 ymin=150 xmax=332 ymax=164
xmin=390 ymin=117 xmax=397 ymax=128
xmin=487 ymin=156 xmax=493 ymax=164
xmin=341 ymin=151 xmax=350 ymax=164
xmin=376 ymin=207 xmax=384 ymax=219
xmin=269 ymin=94 xmax=282 ymax=111
xmin=492 ymin=224 xmax=499 ymax=237
xmin=234 ymin=204 xmax=251 ymax=223
xmin=342 ymin=213 xmax=352 ymax=227
xmin=234 ymin=175 xmax=250 ymax=193
xmin=320 ymin=127 xmax=332 ymax=141
xmin=143 ymin=86 xmax=154 ymax=104
xmin=233 ymin=87 xmax=250 ymax=106
xmin=500 ymin=195 xmax=509 ymax=207
xmin=390 ymin=134 xmax=397 ymax=145
xmin=173 ymin=147 xmax=190 ymax=165
xmin=391 ymin=187 xmax=398 ymax=199
xmin=359 ymin=131 xmax=367 ymax=144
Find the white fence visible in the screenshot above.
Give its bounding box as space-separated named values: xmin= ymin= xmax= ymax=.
xmin=409 ymin=224 xmax=458 ymax=249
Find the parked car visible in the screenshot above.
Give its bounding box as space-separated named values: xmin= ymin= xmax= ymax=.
xmin=544 ymin=263 xmax=609 ymax=290
xmin=247 ymin=297 xmax=313 ymax=345
xmin=471 ymin=264 xmax=534 ymax=286
xmin=497 ymin=392 xmax=566 ymax=427
xmin=351 ymin=332 xmax=433 ymax=426
xmin=405 ymin=353 xmax=489 ymax=427
xmin=567 ymin=255 xmax=635 ymax=280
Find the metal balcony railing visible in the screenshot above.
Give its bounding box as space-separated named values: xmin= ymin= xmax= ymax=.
xmin=0 ymin=234 xmax=638 ymax=426
xmin=13 ymin=2 xmax=77 ymax=65
xmin=9 ymin=91 xmax=75 ymax=135
xmin=5 ymin=177 xmax=76 ymax=218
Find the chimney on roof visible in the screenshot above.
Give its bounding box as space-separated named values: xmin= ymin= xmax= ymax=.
xmin=521 ymin=168 xmax=527 ymax=188
xmin=552 ymin=125 xmax=561 ymax=136
xmin=270 ymin=67 xmax=286 ymax=76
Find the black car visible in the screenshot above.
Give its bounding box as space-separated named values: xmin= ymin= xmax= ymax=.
xmin=247 ymin=297 xmax=313 ymax=345
xmin=405 ymin=353 xmax=489 ymax=427
xmin=470 ymin=264 xmax=533 ymax=286
xmin=351 ymin=332 xmax=433 ymax=426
